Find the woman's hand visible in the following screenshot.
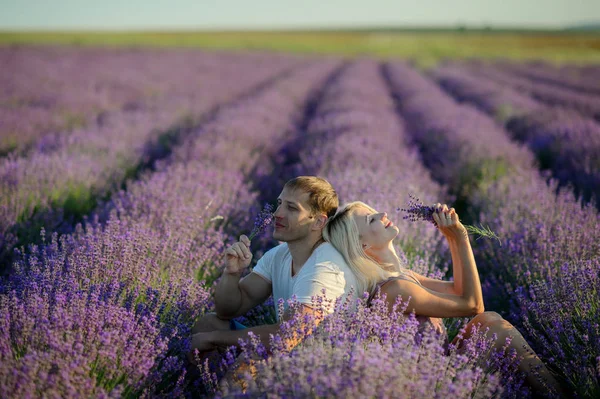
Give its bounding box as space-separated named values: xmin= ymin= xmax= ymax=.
xmin=432 ymin=204 xmax=468 ymax=242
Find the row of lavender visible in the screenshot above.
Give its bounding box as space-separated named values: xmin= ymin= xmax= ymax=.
xmin=463 ymin=61 xmax=600 ymax=122
xmin=0 ymin=47 xmax=296 ymax=156
xmin=385 ymin=62 xmax=600 ymax=397
xmin=1 ymin=46 xmax=188 ymax=155
xmin=298 ymin=60 xmax=447 ymax=273
xmin=215 ymin=61 xmax=530 ymax=398
xmin=0 ymin=59 xmax=341 ymax=397
xmin=0 ymin=51 xmax=301 ymax=269
xmin=433 ymin=63 xmax=600 ymax=208
xmin=2 ymin=51 xmax=596 ymax=397
xmin=3 ymin=54 xmax=531 ymax=398
xmin=491 ymin=60 xmax=600 ymax=98
xmin=2 ymin=46 xmax=134 ymax=155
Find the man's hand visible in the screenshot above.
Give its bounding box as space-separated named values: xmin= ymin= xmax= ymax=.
xmin=187 ymin=332 xmax=217 ymax=364
xmin=224 ymin=235 xmax=253 ymax=275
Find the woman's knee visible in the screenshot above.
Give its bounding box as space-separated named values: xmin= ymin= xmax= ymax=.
xmin=470 ymin=311 xmax=506 ymax=331
xmin=473 ymin=312 xmax=522 ymax=342
xmin=453 ymin=312 xmax=504 ymax=344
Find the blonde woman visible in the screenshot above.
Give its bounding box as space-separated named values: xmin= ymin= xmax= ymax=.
xmin=323 ymin=201 xmax=564 ymax=397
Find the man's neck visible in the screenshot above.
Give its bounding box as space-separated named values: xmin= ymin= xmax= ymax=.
xmin=287 ymin=235 xmax=323 ymax=277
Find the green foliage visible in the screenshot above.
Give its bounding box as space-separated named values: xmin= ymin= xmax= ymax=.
xmin=494 ymin=104 xmax=516 ymax=123
xmin=2 ymin=31 xmax=599 ymax=65
xmin=196 ymin=259 xmax=221 ymax=288
xmin=60 ymin=110 xmax=87 ymax=130
xmin=90 ymin=360 xmax=131 ymax=397
xmin=0 ymin=136 xmax=18 ymax=157
xmin=11 ymin=343 xmax=27 ymax=361
xmin=443 ymin=317 xmax=469 ymax=343
xmin=465 ymin=224 xmax=501 ymax=244
xmin=458 ymin=158 xmax=510 ymax=200
xmin=58 ymin=184 xmax=97 ymax=219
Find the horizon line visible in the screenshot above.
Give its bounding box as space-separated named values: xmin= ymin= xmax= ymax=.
xmin=1 ymin=23 xmax=597 ymax=33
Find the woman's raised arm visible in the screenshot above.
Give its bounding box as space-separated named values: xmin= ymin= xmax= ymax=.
xmin=385 ymin=204 xmax=484 ymax=317
xmin=380 ymin=277 xmax=483 ymax=317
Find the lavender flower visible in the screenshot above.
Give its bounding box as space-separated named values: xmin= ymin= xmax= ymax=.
xmin=399 ymin=193 xmax=437 ymax=225
xmin=290 ymin=60 xmax=450 ymax=276
xmin=434 ymin=62 xmax=600 ymax=208
xmin=0 ymin=48 xmax=302 ymax=266
xmin=248 ymin=203 xmax=274 ymax=240
xmin=400 ymin=193 xmax=501 ymax=243
xmin=214 ymin=293 xmax=519 ymax=398
xmin=4 ymin=52 xmax=597 ymax=399
xmin=516 ymin=259 xmax=600 ymax=397
xmin=0 ymin=58 xmax=342 ymax=397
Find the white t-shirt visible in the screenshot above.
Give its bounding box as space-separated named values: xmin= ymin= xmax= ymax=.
xmin=252 ymin=242 xmax=359 ymax=321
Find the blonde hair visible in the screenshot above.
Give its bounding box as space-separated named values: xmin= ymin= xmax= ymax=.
xmin=323 ymin=201 xmax=400 ymax=295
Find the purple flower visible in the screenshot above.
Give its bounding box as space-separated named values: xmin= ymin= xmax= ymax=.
xmin=218 ymin=294 xmax=512 ymax=398
xmin=399 ymin=193 xmax=437 ymax=226
xmin=248 ymin=203 xmax=274 ymax=240
xmin=400 ymin=193 xmax=501 ymax=243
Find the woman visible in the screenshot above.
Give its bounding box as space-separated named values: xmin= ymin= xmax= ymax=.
xmin=323 ymin=201 xmax=564 ymax=398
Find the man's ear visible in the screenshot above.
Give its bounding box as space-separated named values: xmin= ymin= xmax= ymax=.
xmin=312 ymin=214 xmax=328 ymax=231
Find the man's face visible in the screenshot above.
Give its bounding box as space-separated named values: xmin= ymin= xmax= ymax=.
xmin=272 ymin=186 xmax=318 ymax=242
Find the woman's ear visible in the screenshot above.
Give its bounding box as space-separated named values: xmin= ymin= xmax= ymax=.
xmin=362 ymin=243 xmax=371 ymax=250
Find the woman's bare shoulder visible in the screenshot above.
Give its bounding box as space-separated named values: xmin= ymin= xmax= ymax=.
xmin=379 ymin=275 xmax=421 ymax=295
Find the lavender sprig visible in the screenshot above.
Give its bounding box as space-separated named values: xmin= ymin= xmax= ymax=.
xmin=399 ymin=194 xmax=501 ymax=244
xmin=248 ymin=203 xmax=275 ymax=240
xmin=399 ymin=194 xmax=437 ymax=225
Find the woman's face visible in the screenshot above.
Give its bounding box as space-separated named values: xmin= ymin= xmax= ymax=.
xmin=352 ymin=206 xmax=399 ymax=251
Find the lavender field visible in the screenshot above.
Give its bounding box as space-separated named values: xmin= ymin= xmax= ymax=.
xmin=1 ymin=46 xmax=599 ymax=398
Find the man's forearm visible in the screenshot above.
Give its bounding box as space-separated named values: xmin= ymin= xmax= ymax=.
xmin=211 ymin=323 xmax=282 ymax=350
xmin=200 ymin=305 xmax=322 ymax=354
xmin=214 ymin=271 xmax=244 ymax=318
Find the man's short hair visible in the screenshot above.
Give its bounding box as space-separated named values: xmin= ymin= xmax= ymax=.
xmin=284 ymin=176 xmax=339 ymax=219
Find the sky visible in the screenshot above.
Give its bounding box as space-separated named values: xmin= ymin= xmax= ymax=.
xmin=1 ymin=0 xmax=599 ymax=30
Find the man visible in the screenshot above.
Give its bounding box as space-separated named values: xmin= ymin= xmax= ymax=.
xmin=189 ymin=176 xmax=359 ymax=360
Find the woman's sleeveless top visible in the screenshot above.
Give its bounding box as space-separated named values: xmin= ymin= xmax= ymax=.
xmin=369 ymin=271 xmax=449 ymax=350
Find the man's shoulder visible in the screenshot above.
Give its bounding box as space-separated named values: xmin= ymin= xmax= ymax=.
xmin=253 ymin=242 xmax=289 ymax=276
xmin=262 ymin=242 xmax=289 ymax=259
xmin=314 ymin=242 xmax=344 ymax=258
xmin=312 ymin=242 xmax=350 ymax=269
xmin=308 ymin=243 xmax=359 ymax=288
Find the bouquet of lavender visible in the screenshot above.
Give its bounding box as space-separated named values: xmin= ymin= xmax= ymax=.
xmin=248 ymin=203 xmax=275 ymax=240
xmin=399 ymin=194 xmax=500 ymax=243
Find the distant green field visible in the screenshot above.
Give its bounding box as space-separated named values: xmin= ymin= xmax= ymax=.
xmin=1 ymin=30 xmax=599 ymax=66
